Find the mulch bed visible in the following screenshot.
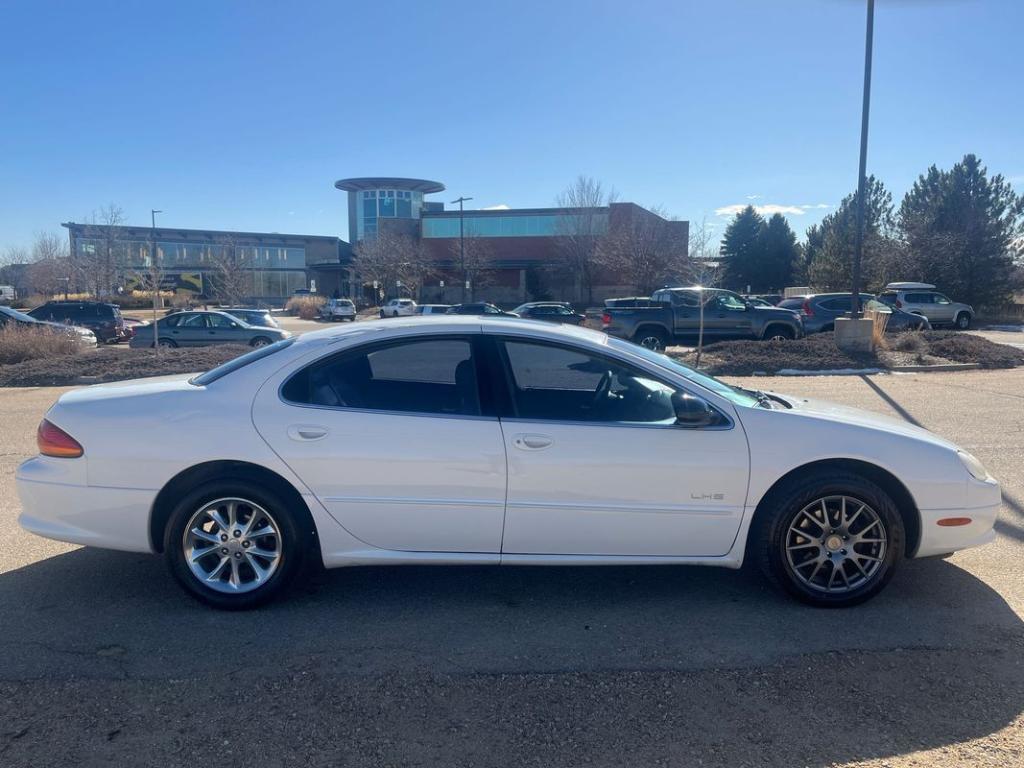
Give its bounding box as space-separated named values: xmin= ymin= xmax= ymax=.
xmin=0 ymin=345 xmax=250 ymax=387
xmin=668 ymin=331 xmax=1024 ymax=377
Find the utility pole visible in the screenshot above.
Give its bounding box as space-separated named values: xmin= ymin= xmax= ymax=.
xmin=850 ymin=0 xmax=875 ymax=318
xmin=451 ymin=196 xmax=473 ymax=302
xmin=151 ymin=209 xmax=162 ymax=350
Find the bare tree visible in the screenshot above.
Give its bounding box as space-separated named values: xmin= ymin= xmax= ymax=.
xmin=598 ymin=205 xmax=688 ymax=295
xmin=684 ymin=217 xmax=723 ymax=369
xmin=554 ymin=176 xmax=617 ymax=304
xmin=208 ymin=235 xmax=253 ymax=306
xmin=450 ymin=233 xmax=493 ymax=302
xmin=352 ymin=232 xmax=434 ymax=303
xmin=25 ymin=231 xmax=75 ymax=298
xmin=78 ymin=204 xmax=126 ymax=296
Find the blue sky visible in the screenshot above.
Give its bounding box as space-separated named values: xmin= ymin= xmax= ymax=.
xmin=1 ymin=0 xmax=1021 ymax=252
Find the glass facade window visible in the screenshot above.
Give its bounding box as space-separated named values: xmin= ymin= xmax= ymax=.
xmin=252 ymin=270 xmax=306 ymax=297
xmin=356 ymin=188 xmax=425 ymax=240
xmin=421 ymin=212 xmax=609 ymax=239
xmin=237 ymin=245 xmax=306 ymax=268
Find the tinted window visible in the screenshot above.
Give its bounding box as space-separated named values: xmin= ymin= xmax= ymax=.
xmin=714 ymin=293 xmax=747 ymax=311
xmin=283 ymin=338 xmax=480 ymax=417
xmin=933 ymin=293 xmax=951 ymax=304
xmin=180 ymin=314 xmax=207 ymax=328
xmin=905 ymin=293 xmax=933 ymax=303
xmin=819 ymin=297 xmax=851 ymax=312
xmin=208 ymin=314 xmax=237 ymax=328
xmin=501 ymin=340 xmax=677 ymax=424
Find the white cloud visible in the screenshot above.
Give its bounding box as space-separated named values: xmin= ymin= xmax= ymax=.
xmin=746 ymin=194 xmax=762 ymax=200
xmin=798 ymin=203 xmax=831 ymax=210
xmin=481 ymin=204 xmax=510 ymax=210
xmin=715 ymin=203 xmax=807 ymax=217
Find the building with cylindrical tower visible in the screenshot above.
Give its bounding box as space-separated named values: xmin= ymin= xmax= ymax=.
xmin=334 ymin=177 xmax=445 ymax=242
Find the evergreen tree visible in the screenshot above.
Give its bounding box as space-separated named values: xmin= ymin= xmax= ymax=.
xmin=808 ymin=175 xmax=897 ymax=291
xmin=898 ymin=154 xmax=1024 ymax=307
xmin=759 ymin=213 xmax=800 ymax=290
xmin=719 ymin=205 xmax=765 ymax=292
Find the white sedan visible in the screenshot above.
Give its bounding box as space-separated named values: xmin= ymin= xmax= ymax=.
xmin=16 ymin=317 xmax=1000 ymax=609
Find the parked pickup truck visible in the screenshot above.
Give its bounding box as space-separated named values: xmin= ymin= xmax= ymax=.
xmin=601 ymin=287 xmax=804 ymax=350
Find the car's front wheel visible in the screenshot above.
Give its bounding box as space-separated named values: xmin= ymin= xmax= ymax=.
xmin=164 ymin=481 xmax=307 ymax=609
xmin=955 ymin=312 xmax=971 ymax=330
xmin=763 ymin=325 xmax=795 ymax=341
xmin=753 ymin=471 xmax=904 ymax=607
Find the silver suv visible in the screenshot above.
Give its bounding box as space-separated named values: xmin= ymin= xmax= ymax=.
xmin=878 ymin=283 xmax=974 ymax=329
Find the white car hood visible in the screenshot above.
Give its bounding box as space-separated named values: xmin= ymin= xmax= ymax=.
xmin=774 ymin=393 xmax=957 ymax=450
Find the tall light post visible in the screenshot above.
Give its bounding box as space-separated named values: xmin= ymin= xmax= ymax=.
xmin=150 ymin=209 xmax=163 ymax=349
xmin=850 ymin=0 xmax=875 ymax=319
xmin=451 ymin=196 xmax=473 ymax=301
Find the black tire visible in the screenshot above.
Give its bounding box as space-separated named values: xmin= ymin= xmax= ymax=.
xmin=156 ymin=338 xmax=177 ymax=348
xmin=751 ymin=470 xmax=904 ymax=607
xmin=955 ymin=312 xmax=971 ymax=330
xmin=250 ymin=336 xmax=272 ymax=348
xmin=762 ymin=324 xmax=795 ymax=341
xmin=164 ymin=480 xmax=308 ymax=610
xmin=633 ymin=327 xmax=669 ymax=351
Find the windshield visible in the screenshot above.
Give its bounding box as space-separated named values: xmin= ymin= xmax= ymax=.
xmin=607 ymin=337 xmax=759 ymax=408
xmin=0 ymin=306 xmax=38 ymax=323
xmin=190 ymin=337 xmax=296 ymax=386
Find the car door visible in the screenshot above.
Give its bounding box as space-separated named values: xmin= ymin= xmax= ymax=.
xmin=930 ymin=293 xmax=955 ymax=323
xmin=707 ymin=292 xmax=754 ymax=338
xmin=206 ymin=312 xmax=250 ymax=344
xmin=251 ymin=334 xmax=507 ymax=553
xmin=491 ymin=335 xmax=750 ymax=557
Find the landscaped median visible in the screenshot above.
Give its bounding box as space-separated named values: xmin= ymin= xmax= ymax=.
xmin=668 ymin=331 xmax=1024 ymax=377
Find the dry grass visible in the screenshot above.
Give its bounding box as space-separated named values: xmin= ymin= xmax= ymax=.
xmin=866 ymin=309 xmax=890 ymax=348
xmin=0 ymin=324 xmax=83 ymax=365
xmin=286 ymin=295 xmax=326 ymax=319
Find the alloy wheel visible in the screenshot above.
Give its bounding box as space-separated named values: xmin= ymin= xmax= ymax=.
xmin=182 ymin=497 xmax=283 ymax=594
xmin=784 ymin=495 xmax=887 ymax=594
xmin=638 ymin=335 xmax=663 ymax=350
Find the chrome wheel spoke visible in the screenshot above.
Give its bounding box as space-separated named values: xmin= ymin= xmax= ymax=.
xmin=209 ymin=508 xmax=230 ymax=533
xmin=190 ymin=527 xmax=221 ymax=545
xmin=206 ymin=556 xmax=230 ymax=582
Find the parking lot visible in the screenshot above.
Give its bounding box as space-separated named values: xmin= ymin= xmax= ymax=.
xmin=1 ymin=369 xmax=1022 ymax=766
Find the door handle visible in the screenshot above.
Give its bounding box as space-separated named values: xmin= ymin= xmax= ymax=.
xmin=513 ymin=433 xmax=553 ymax=450
xmin=287 ymin=425 xmax=329 ymax=441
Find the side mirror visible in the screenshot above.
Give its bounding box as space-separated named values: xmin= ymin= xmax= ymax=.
xmin=672 ymin=392 xmax=718 ymax=428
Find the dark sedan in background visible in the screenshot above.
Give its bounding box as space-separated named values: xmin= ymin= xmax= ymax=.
xmin=129 ymin=310 xmax=291 ymax=348
xmin=445 ymin=303 xmax=516 ymax=316
xmin=779 ymin=293 xmax=931 ymax=334
xmin=512 ymin=302 xmax=586 ymax=325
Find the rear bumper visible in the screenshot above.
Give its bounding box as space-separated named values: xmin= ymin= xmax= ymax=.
xmin=16 ymin=457 xmax=154 ymax=553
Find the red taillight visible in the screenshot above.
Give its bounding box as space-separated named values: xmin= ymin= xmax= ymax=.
xmin=801 ymin=300 xmax=814 ymax=317
xmin=601 ymin=312 xmax=612 ymax=327
xmin=37 ymin=419 xmax=83 ymax=458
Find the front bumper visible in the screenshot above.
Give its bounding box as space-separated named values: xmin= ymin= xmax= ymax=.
xmin=16 ymin=457 xmax=155 ymax=553
xmin=914 ymin=476 xmax=1001 ymax=558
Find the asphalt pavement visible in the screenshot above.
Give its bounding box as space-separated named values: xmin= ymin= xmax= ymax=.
xmin=0 ymin=369 xmax=1022 ymax=766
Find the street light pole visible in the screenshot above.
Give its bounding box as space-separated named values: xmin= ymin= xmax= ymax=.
xmin=150 ymin=209 xmax=163 ymax=349
xmin=850 ymin=0 xmax=875 ymax=319
xmin=451 ymin=196 xmax=473 ymax=302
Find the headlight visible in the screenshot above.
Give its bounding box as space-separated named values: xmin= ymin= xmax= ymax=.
xmin=957 ymin=450 xmax=990 ymax=481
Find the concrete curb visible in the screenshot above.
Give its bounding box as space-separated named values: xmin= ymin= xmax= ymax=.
xmin=749 ymin=363 xmax=985 ymax=377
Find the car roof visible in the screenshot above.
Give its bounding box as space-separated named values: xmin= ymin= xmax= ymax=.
xmin=885 ymin=282 xmax=935 ymax=290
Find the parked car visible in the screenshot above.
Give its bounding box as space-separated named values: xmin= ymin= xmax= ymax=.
xmin=0 ymin=305 xmax=97 ymax=347
xmin=220 ymin=307 xmax=280 ymax=329
xmin=415 ymin=304 xmax=452 ymax=315
xmin=511 ymin=302 xmax=586 ymax=325
xmin=17 ymin=317 xmax=999 ymax=609
xmin=380 ymin=298 xmax=417 ymax=317
xmin=788 ymin=293 xmax=931 ymax=334
xmin=0 ymin=285 xmax=16 ymax=303
xmin=28 ymin=300 xmax=128 ymax=344
xmin=602 ymin=287 xmax=804 ymax=349
xmin=318 ymin=298 xmax=357 ymax=322
xmin=128 ymin=310 xmax=291 ymax=349
xmin=603 ymin=297 xmax=651 ymax=308
xmin=877 ymin=283 xmax=974 ymax=329
xmin=743 ymin=297 xmax=776 ymax=308
xmin=446 ymin=302 xmax=516 ymax=316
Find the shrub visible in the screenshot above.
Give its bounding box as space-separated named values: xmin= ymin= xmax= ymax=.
xmin=888 ymin=330 xmax=927 ymax=354
xmin=0 ymin=324 xmax=83 ymax=365
xmin=285 ymin=295 xmax=325 ymax=319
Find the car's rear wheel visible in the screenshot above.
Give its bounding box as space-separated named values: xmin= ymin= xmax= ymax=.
xmin=250 ymin=336 xmax=272 ymax=348
xmin=634 ymin=327 xmax=668 ymax=351
xmin=955 ymin=312 xmax=971 ymax=330
xmin=156 ymin=338 xmax=177 ymax=348
xmin=753 ymin=471 xmax=904 ymax=607
xmin=164 ymin=481 xmax=306 ymax=609
xmin=763 ymin=325 xmax=795 ymax=341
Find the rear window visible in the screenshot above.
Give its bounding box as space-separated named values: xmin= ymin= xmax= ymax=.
xmin=190 ymin=338 xmax=296 ymax=386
